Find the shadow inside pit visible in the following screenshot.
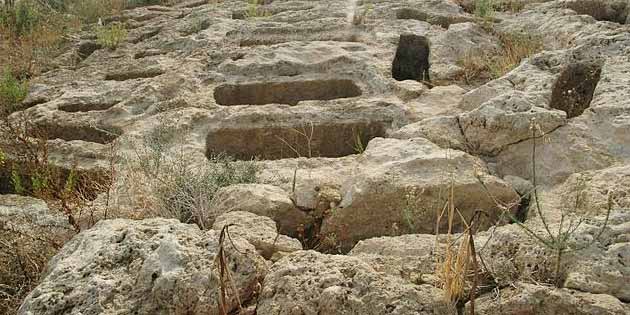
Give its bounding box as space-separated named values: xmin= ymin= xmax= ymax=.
xmin=550 ymin=62 xmax=602 ymax=119
xmin=392 ymin=34 xmax=431 ymax=82
xmin=205 ymin=121 xmax=386 ymax=160
xmin=213 ymin=79 xmax=362 ymax=106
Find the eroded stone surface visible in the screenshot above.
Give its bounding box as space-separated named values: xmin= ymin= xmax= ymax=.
xmin=18 ymin=218 xmax=268 ymax=315
xmin=257 ymin=250 xmax=451 ymax=315
xmin=212 ymin=210 xmax=302 ymax=260
xmin=209 ymin=184 xmax=308 ymax=237
xmin=6 ymin=0 xmax=630 ymax=313
xmin=320 ymin=137 xmax=519 ymax=251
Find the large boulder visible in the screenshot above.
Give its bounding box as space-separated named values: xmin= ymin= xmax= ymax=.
xmin=547 ymin=163 xmax=630 ymax=216
xmin=212 ymin=211 xmax=302 ymax=260
xmin=496 ymin=56 xmax=630 ymax=185
xmin=209 ymin=184 xmax=309 ymax=237
xmin=347 ymin=206 xmax=629 ymax=301
xmin=475 ymin=211 xmax=630 ymax=301
xmin=18 ymin=218 xmax=268 ymax=315
xmin=495 ymin=117 xmax=619 ymax=186
xmin=0 ymin=194 xmax=71 ymax=233
xmin=1 ymin=195 xmax=74 ymax=315
xmin=458 ymin=90 xmax=567 ymax=155
xmin=320 ymin=137 xmax=520 ymax=252
xmin=430 ymin=22 xmax=501 ymax=81
xmin=257 ymin=250 xmax=451 ymax=315
xmin=349 ymin=234 xmax=441 ymax=285
xmin=469 ymin=282 xmax=630 ymax=315
xmin=393 ymin=0 xmax=472 ymax=29
xmin=392 ymin=116 xmax=467 ymax=151
xmin=403 ymin=85 xmax=466 ymax=122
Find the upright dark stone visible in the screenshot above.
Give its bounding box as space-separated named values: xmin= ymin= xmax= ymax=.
xmin=392 ymin=34 xmax=431 ymax=82
xmin=550 ymin=62 xmax=602 ymax=119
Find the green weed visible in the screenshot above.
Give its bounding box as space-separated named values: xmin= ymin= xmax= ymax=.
xmin=0 ymin=69 xmax=28 ymax=113
xmin=97 ymin=23 xmax=127 ymax=50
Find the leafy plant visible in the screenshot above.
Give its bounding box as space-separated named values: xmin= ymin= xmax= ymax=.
xmin=1 ymin=1 xmax=77 ymax=77
xmin=245 ymin=0 xmax=270 ymax=19
xmin=351 ymin=2 xmax=374 ymax=26
xmin=352 ymin=131 xmax=366 ymax=154
xmin=96 ymin=22 xmax=127 ymax=50
xmin=10 ymin=168 xmax=25 ymax=195
xmin=474 ymin=0 xmax=495 ymax=19
xmin=0 ymin=68 xmax=28 ymax=112
xmin=0 ymin=0 xmax=40 ymax=36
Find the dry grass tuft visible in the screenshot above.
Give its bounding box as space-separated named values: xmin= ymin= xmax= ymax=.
xmin=123 ymin=119 xmax=259 ymax=228
xmin=214 ymin=224 xmax=244 ymax=315
xmin=436 ymin=180 xmax=472 ymax=307
xmin=0 ymin=219 xmax=72 ymax=315
xmin=457 ymin=31 xmax=543 ymax=85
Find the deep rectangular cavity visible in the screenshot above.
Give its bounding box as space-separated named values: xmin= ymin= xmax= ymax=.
xmin=205 ymin=121 xmax=386 ymax=160
xmin=214 ymin=79 xmax=362 ymax=106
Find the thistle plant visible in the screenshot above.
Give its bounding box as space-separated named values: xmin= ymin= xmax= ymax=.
xmin=476 ymin=118 xmax=611 ymax=287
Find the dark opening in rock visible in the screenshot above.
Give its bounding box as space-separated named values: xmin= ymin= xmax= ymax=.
xmin=133 ymin=49 xmax=165 ymax=59
xmin=77 ymin=41 xmax=101 ymax=60
xmin=550 ymin=62 xmax=602 ymax=119
xmin=392 ymin=34 xmax=431 ymax=82
xmin=34 ymin=124 xmax=121 ymax=144
xmin=227 ymin=26 xmax=361 ymax=46
xmin=205 ymin=121 xmax=386 ymax=160
xmin=213 ymin=79 xmax=362 ymax=106
xmin=104 ymin=68 xmax=164 ymax=81
xmin=565 ymin=0 xmax=628 ymax=24
xmin=58 ymin=101 xmax=120 ymax=112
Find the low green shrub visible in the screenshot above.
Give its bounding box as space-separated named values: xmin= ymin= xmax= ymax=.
xmin=0 ymin=0 xmax=41 ymax=36
xmin=0 ymin=69 xmax=28 ymax=113
xmin=474 ymin=0 xmax=495 ymax=18
xmin=97 ymin=23 xmax=128 ymax=50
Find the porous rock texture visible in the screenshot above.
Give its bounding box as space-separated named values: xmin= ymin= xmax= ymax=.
xmin=208 ymin=184 xmax=308 ymax=237
xmin=212 ymin=210 xmax=302 ymax=260
xmin=18 ymin=218 xmax=268 ymax=315
xmin=320 ymin=137 xmax=520 ymax=251
xmin=4 ymin=0 xmax=630 ymax=314
xmin=257 ymin=250 xmax=451 ymax=315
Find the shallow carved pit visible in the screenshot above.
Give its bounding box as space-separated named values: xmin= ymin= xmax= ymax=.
xmin=227 ymin=27 xmax=361 ymax=46
xmin=396 ymin=8 xmax=459 ymax=28
xmin=104 ymin=68 xmax=164 ymax=81
xmin=36 ymin=124 xmax=121 ymax=144
xmin=550 ymin=62 xmax=602 ymax=118
xmin=205 ymin=121 xmax=386 ymax=160
xmin=214 ymin=79 xmax=362 ymax=106
xmin=58 ymin=101 xmax=120 ymax=113
xmin=392 ymin=34 xmax=431 ymax=82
